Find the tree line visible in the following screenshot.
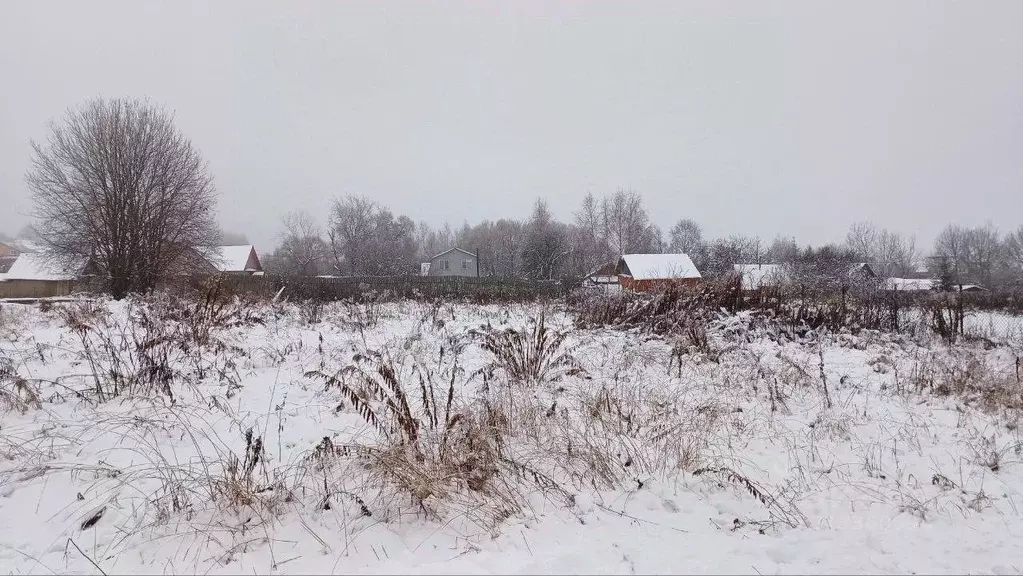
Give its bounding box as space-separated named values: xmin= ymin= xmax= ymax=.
xmin=264 ymin=189 xmax=1023 ymax=291
xmin=10 ymin=96 xmax=1023 ymax=299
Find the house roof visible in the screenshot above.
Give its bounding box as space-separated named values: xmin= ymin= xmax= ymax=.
xmin=885 ymin=277 xmax=935 ymax=291
xmin=207 ymin=245 xmax=260 ymax=272
xmin=848 ymin=262 xmax=876 ymax=277
xmin=618 ymin=254 xmax=701 ymax=281
xmin=7 ymin=239 xmax=44 ymax=254
xmin=733 ymin=264 xmax=787 ymax=288
xmin=430 ymin=247 xmax=476 ymax=261
xmin=2 ymin=253 xmax=84 ymax=281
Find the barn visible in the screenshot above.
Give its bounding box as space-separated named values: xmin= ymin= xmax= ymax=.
xmin=615 ymin=253 xmax=702 ymax=292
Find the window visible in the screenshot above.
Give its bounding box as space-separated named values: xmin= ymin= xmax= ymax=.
xmin=442 ymin=260 xmax=449 ymax=270
xmin=462 ymin=259 xmax=471 ymax=270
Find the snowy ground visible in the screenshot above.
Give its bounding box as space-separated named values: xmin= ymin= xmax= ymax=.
xmin=2 ymin=297 xmax=1023 ymax=575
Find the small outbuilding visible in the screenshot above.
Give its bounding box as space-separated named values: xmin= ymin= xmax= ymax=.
xmin=615 ymin=253 xmax=701 ymax=292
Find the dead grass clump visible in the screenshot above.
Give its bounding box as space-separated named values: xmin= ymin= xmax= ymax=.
xmin=210 ymin=427 xmax=294 ymax=513
xmin=570 ymin=283 xmax=714 ymax=335
xmin=693 ymin=466 xmax=808 ymax=529
xmin=911 ymin=350 xmax=1022 ymax=412
xmin=164 ymin=274 xmax=263 ymax=346
xmin=305 ymin=350 xmax=522 ymax=524
xmin=0 ymin=355 xmax=42 ymax=413
xmin=475 ymin=312 xmax=584 ymax=387
xmin=927 ymin=293 xmax=965 ymax=345
xmin=57 ymin=297 xmax=242 ymax=402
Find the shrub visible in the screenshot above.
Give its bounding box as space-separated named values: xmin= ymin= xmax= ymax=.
xmin=305 ymin=349 xmax=522 ymax=525
xmin=474 ymin=312 xmax=584 ymax=386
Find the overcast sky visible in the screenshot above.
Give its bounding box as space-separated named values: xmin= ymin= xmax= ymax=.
xmin=1 ymin=1 xmax=1021 ymax=252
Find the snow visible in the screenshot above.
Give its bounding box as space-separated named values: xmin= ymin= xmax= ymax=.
xmin=620 ymin=253 xmax=701 ymax=280
xmin=733 ymin=264 xmax=787 ymax=289
xmin=208 ymin=245 xmax=257 ymax=272
xmin=2 ymin=299 xmax=1023 ymax=574
xmin=2 ymin=253 xmax=82 ymax=280
xmin=885 ymin=277 xmax=936 ymax=291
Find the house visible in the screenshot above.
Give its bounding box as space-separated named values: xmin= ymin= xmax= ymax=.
xmin=581 ymin=261 xmax=623 ymax=293
xmin=733 ymin=263 xmax=788 ymax=290
xmin=206 ymin=245 xmax=263 ymax=275
xmin=0 ymin=253 xmax=89 ymax=299
xmin=2 ymin=253 xmax=88 ymax=281
xmin=848 ymin=262 xmax=877 ymax=280
xmin=165 ymin=245 xmax=264 ymax=276
xmin=615 ymin=253 xmax=701 ymax=292
xmin=424 ymin=248 xmax=478 ymax=278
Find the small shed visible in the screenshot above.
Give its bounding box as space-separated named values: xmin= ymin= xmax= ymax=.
xmin=616 ymin=253 xmax=701 ymax=292
xmin=0 ymin=253 xmax=87 ymax=299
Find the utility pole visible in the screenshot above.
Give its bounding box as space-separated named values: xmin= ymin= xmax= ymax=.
xmin=476 ymin=248 xmax=480 ymax=278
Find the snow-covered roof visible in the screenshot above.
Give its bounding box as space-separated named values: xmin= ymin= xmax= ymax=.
xmin=430 ymin=247 xmax=475 ymax=261
xmin=6 ymin=239 xmax=44 ymax=254
xmin=618 ymin=254 xmax=701 ymax=280
xmin=885 ymin=278 xmax=935 ymax=291
xmin=2 ymin=253 xmax=84 ymax=281
xmin=733 ymin=264 xmax=787 ymax=289
xmin=207 ymin=245 xmax=260 ymax=272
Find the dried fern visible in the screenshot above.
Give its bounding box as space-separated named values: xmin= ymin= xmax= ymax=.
xmin=476 ymin=312 xmax=585 ymax=386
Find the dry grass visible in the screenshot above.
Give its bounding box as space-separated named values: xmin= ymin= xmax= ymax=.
xmin=5 ymin=291 xmax=1023 ymax=569
xmin=474 ymin=311 xmax=585 ymax=387
xmin=0 ymin=354 xmax=42 ymax=413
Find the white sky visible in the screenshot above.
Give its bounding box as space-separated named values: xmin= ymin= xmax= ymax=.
xmin=1 ymin=1 xmax=1021 ymax=252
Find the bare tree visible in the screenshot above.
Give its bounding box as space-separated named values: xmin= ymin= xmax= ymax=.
xmin=601 ymin=188 xmax=652 ymax=255
xmin=27 ymin=98 xmax=218 ymax=298
xmin=704 ymin=234 xmax=761 ymax=277
xmin=964 ymin=222 xmax=1001 ymax=286
xmin=932 ymin=224 xmax=968 ymax=281
xmin=669 ymin=219 xmax=703 ymax=254
xmin=327 ymin=195 xmax=377 ymax=275
xmin=933 ymin=223 xmax=1000 ymax=285
xmin=765 ymin=235 xmax=799 ymax=264
xmin=491 ymin=219 xmax=525 ymax=278
xmin=845 ymin=221 xmax=878 ymax=261
xmin=522 ymin=199 xmax=569 ymax=280
xmin=274 ymin=210 xmax=328 ymax=276
xmin=644 ymin=223 xmax=665 ymax=253
xmin=1002 ymin=226 xmax=1023 ymax=283
xmin=890 ymin=234 xmax=920 ymax=277
xmin=573 ymin=192 xmax=610 ymax=272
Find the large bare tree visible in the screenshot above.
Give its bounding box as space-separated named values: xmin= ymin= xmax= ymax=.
xmin=522 ymin=198 xmax=569 ymax=280
xmin=327 ymin=195 xmax=377 ymax=275
xmin=601 ymin=188 xmax=652 ymax=255
xmin=273 ymin=210 xmax=328 ymax=276
xmin=27 ymin=98 xmax=218 ymax=298
xmin=1003 ymin=226 xmax=1023 ymax=281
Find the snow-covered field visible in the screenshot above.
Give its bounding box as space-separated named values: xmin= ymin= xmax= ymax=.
xmin=2 ymin=296 xmax=1023 ymax=575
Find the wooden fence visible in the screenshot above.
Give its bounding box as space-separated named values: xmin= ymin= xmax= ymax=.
xmin=151 ymin=274 xmax=577 ymax=302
